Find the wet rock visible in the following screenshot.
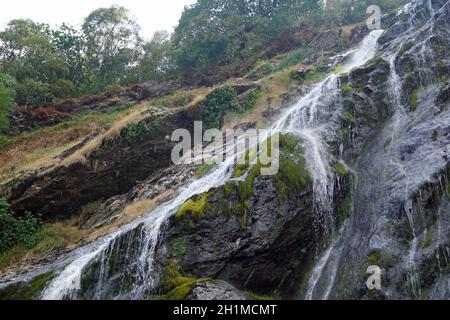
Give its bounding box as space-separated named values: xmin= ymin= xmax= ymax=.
xmin=186 ymin=281 xmax=249 ymax=300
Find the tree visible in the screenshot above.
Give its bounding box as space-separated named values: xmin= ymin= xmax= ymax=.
xmin=171 ymin=0 xmax=322 ymax=74
xmin=0 ymin=19 xmax=67 ymax=84
xmin=51 ymin=24 xmax=86 ymax=88
xmin=135 ymin=30 xmax=172 ymax=82
xmin=0 ymin=73 xmax=16 ymax=131
xmin=82 ymin=6 xmax=142 ymax=87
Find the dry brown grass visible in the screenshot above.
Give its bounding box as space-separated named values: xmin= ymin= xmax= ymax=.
xmin=223 ymin=67 xmax=296 ymax=129
xmin=62 ymin=102 xmax=150 ymax=165
xmin=0 ymin=102 xmax=151 ymax=184
xmin=75 ymin=189 xmax=175 ymax=246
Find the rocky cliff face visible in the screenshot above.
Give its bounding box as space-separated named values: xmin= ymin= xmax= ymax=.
xmin=325 ymin=0 xmax=450 ymax=299
xmin=0 ymin=0 xmax=449 ymax=300
xmin=0 ymin=105 xmax=198 ymax=220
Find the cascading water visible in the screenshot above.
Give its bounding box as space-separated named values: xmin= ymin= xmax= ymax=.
xmin=381 ymin=0 xmax=442 ymax=298
xmin=299 ymin=30 xmax=384 ymax=300
xmin=36 ymin=29 xmax=384 ymax=300
xmin=3 ymin=0 xmax=446 ymax=299
xmin=41 ymin=154 xmax=238 ymax=299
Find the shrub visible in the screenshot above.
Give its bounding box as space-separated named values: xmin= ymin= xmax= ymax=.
xmin=108 ymin=97 xmax=124 ymax=107
xmin=0 ymin=198 xmax=41 ymax=252
xmin=202 ymin=85 xmax=240 ymax=130
xmin=242 ymin=88 xmax=262 ymax=112
xmin=81 ymin=94 xmax=103 ymax=105
xmin=15 ymin=79 xmax=53 ymax=106
xmin=50 ymin=79 xmax=75 ymax=99
xmin=0 ymin=84 xmax=15 ymax=131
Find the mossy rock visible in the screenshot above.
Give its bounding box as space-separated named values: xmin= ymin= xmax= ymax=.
xmin=0 ymin=272 xmax=54 ymax=300
xmin=334 ymin=163 xmax=349 ymax=177
xmin=176 ymin=193 xmax=209 ymax=220
xmin=409 ymin=91 xmax=418 ymax=112
xmin=275 ymin=134 xmax=311 ymax=193
xmin=340 ymin=111 xmax=356 ymax=125
xmin=155 ymin=259 xmax=210 ymax=300
xmin=367 ymin=250 xmax=381 ymax=266
xmin=170 ymin=235 xmax=187 ymax=260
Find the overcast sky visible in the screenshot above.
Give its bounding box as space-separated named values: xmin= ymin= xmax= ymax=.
xmin=0 ymin=0 xmax=197 ymax=39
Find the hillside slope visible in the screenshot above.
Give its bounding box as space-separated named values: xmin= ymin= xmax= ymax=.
xmin=0 ymin=0 xmax=449 ymax=300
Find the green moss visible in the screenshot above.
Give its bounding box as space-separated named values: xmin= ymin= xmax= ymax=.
xmin=244 ymin=290 xmax=276 ymax=300
xmin=275 ymin=135 xmax=311 ymax=193
xmin=194 ymin=163 xmax=217 ymax=177
xmin=176 ymin=193 xmax=209 ymax=220
xmin=235 ymin=163 xmax=261 ymax=229
xmin=420 ymin=229 xmax=433 ymax=249
xmin=161 ymin=260 xmax=195 ymax=291
xmin=367 ymin=250 xmax=381 ymax=266
xmin=224 ymin=183 xmax=234 ymax=197
xmin=0 ymin=272 xmax=54 ymax=300
xmin=232 ymin=147 xmax=257 ymax=178
xmin=335 ymin=163 xmax=348 ymax=177
xmin=341 ymin=83 xmax=353 ymax=96
xmin=340 ymin=189 xmax=352 ymax=221
xmin=237 ymin=164 xmax=260 ymax=201
xmin=157 ymin=283 xmax=193 ymax=300
xmin=156 ymin=259 xmax=209 ymax=300
xmin=332 ymin=64 xmax=344 ymax=74
xmin=340 ymin=111 xmax=356 ymax=124
xmin=409 ymin=91 xmax=418 ymax=112
xmin=232 ymin=163 xmax=250 ymax=179
xmin=170 ymin=235 xmax=187 ymax=260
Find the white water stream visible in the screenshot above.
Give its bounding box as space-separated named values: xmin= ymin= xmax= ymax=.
xmin=39 ymin=30 xmax=383 ymax=300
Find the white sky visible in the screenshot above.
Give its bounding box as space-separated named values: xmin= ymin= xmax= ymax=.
xmin=0 ymin=0 xmax=197 ymax=39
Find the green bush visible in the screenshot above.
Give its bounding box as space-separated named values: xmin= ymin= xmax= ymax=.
xmin=0 ymin=197 xmax=41 ymax=252
xmin=16 ymin=78 xmax=53 ymax=106
xmin=202 ymin=85 xmax=240 ymax=130
xmin=50 ymin=79 xmax=75 ymax=99
xmin=0 ymin=84 xmax=14 ymax=131
xmin=242 ymin=88 xmax=262 ymax=112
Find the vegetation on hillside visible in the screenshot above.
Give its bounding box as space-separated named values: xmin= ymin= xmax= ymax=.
xmin=0 ymin=0 xmax=409 ymax=133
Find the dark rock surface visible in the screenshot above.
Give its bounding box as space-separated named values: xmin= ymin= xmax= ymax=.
xmin=0 ymin=106 xmax=199 ymax=220
xmin=186 ymin=281 xmax=249 ymax=300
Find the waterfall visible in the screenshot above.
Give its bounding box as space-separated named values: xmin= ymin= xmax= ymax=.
xmin=382 ymin=0 xmax=446 ymax=299
xmin=37 ymin=29 xmax=385 ymax=300
xmin=301 ymin=30 xmax=384 ymax=300
xmin=41 ymin=153 xmax=237 ymax=299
